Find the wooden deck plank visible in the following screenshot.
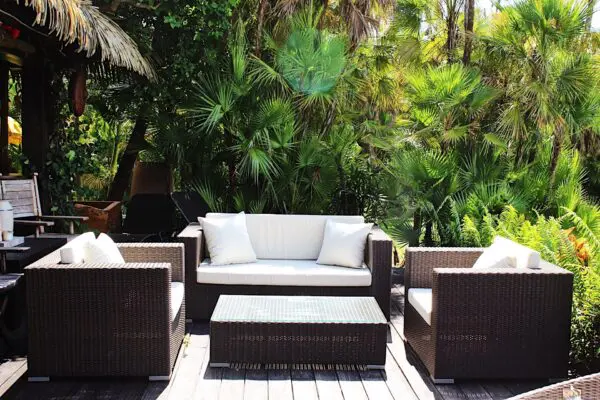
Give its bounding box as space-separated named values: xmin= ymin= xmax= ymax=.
xmin=387 ymin=309 xmax=438 ymax=400
xmin=268 ymin=369 xmax=293 ymax=400
xmin=168 ymin=324 xmax=209 ymax=400
xmin=192 ymin=323 xmax=223 ymax=400
xmin=141 ymin=323 xmax=191 ymax=400
xmin=459 ymin=383 xmax=493 ymax=399
xmin=479 ymin=383 xmax=516 ymax=399
xmin=336 ymin=369 xmax=368 ymax=400
xmin=290 ymin=369 xmax=318 ymax=400
xmin=359 ymin=369 xmax=394 ymax=400
xmin=244 ymin=369 xmax=268 ymax=400
xmin=382 ymin=349 xmax=419 ymax=400
xmin=313 ymin=370 xmax=343 ymax=400
xmin=219 ymin=368 xmax=245 ymax=400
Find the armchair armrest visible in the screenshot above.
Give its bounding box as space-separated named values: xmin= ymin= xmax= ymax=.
xmin=117 ymin=243 xmax=184 ymax=282
xmin=365 ymin=226 xmax=393 ymax=320
xmin=25 ymin=262 xmax=173 ymax=376
xmin=40 ymin=215 xmax=89 ymax=221
xmin=430 ymin=265 xmax=573 ymax=377
xmin=14 ymin=219 xmax=54 ymax=227
xmin=177 ymin=224 xmax=204 ymax=319
xmin=405 ymin=247 xmax=484 ymax=290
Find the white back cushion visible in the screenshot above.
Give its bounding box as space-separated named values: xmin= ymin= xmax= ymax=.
xmin=200 ymin=212 xmax=257 ymax=265
xmin=60 ymin=232 xmax=96 ymax=263
xmin=205 ymin=213 xmax=365 ymax=259
xmin=317 ymin=220 xmax=373 ymax=268
xmin=85 ymin=233 xmax=125 ymax=264
xmin=494 ymin=236 xmax=541 ymax=269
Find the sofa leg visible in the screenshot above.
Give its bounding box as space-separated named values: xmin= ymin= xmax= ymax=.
xmin=28 ymin=377 xmax=50 ymax=382
xmin=431 ymin=376 xmax=454 ymax=384
xmin=149 ymin=375 xmax=171 ymax=382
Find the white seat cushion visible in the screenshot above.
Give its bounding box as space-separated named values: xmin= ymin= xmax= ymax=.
xmin=407 ymin=288 xmax=432 ymax=326
xmin=170 ymin=282 xmax=184 ymax=322
xmin=196 ymin=258 xmax=372 ymax=287
xmin=204 ymin=214 xmax=365 ymax=259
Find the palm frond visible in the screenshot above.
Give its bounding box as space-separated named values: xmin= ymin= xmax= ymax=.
xmin=20 ymin=0 xmax=155 ymax=79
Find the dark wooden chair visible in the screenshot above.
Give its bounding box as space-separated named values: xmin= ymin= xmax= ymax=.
xmin=0 ymin=174 xmax=88 ymax=236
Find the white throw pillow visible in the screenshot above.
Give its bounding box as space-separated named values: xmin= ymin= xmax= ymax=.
xmin=200 ymin=212 xmax=257 ymax=265
xmin=316 ymin=220 xmax=373 ymax=268
xmin=85 ymin=233 xmax=125 ymax=264
xmin=472 ymin=240 xmax=513 ymax=269
xmin=60 ymin=232 xmax=96 ymax=263
xmin=493 ymin=236 xmax=541 ymax=269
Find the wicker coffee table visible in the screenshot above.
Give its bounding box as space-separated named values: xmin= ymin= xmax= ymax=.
xmin=210 ymin=295 xmax=387 ymax=369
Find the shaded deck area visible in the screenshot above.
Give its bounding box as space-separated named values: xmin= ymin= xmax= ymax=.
xmin=2 ymin=285 xmax=547 ymax=399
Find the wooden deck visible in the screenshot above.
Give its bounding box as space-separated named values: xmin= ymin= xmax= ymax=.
xmin=2 ymin=285 xmax=547 ymax=400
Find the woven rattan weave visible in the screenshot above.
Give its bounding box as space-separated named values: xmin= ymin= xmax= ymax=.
xmin=210 ymin=295 xmax=387 ymax=368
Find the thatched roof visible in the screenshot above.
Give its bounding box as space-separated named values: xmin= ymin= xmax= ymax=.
xmin=17 ymin=0 xmax=156 ymax=80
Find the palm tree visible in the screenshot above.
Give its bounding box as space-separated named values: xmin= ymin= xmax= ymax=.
xmin=487 ymin=0 xmax=598 ymax=187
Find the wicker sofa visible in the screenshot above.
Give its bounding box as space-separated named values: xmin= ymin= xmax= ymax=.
xmin=177 ymin=214 xmax=393 ymax=320
xmin=404 ymin=247 xmax=573 ymax=383
xmin=25 ymin=241 xmax=185 ymax=381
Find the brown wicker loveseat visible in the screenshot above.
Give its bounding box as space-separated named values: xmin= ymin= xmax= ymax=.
xmin=178 ymin=214 xmax=393 ymax=320
xmin=404 ymin=247 xmax=573 ymax=383
xmin=25 ymin=241 xmax=185 ymax=381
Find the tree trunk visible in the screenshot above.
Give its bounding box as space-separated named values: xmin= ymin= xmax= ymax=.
xmin=254 ymin=0 xmax=269 ymax=57
xmin=412 ymin=209 xmax=421 ymax=246
xmin=424 ymin=221 xmax=434 ymax=246
xmin=107 ymin=114 xmax=148 ymax=201
xmin=445 ymin=0 xmax=462 ymax=62
xmin=462 ymin=0 xmax=475 ymax=65
xmin=586 ymin=0 xmax=597 ymax=31
xmin=548 ymin=133 xmax=562 ymax=191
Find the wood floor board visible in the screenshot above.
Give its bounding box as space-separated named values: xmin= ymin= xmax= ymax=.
xmin=243 ymin=369 xmax=268 ymax=400
xmin=218 ymin=368 xmax=245 ymax=400
xmin=359 ymin=369 xmax=394 ymax=400
xmin=267 ymin=369 xmax=293 ymax=400
xmin=336 ymin=369 xmax=368 ymax=400
xmin=313 ymin=370 xmax=343 ymax=400
xmin=382 ymin=348 xmax=419 ymax=400
xmin=290 ymin=368 xmax=318 ymax=400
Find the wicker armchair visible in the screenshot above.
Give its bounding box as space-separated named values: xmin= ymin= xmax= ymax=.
xmin=508 ymin=372 xmax=600 ymax=399
xmin=404 ymin=248 xmax=573 ymax=383
xmin=25 ymin=242 xmax=185 ymax=381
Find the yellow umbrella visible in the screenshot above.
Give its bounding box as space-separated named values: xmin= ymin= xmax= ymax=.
xmin=8 ymin=117 xmax=21 ymax=145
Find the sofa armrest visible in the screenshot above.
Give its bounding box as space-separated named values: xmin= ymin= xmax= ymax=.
xmin=365 ymin=226 xmax=393 ymax=320
xmin=177 ymin=223 xmax=203 ymax=277
xmin=431 ymin=265 xmax=573 ymax=374
xmin=117 ymin=243 xmax=184 ymax=282
xmin=405 ymin=247 xmax=484 ymax=290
